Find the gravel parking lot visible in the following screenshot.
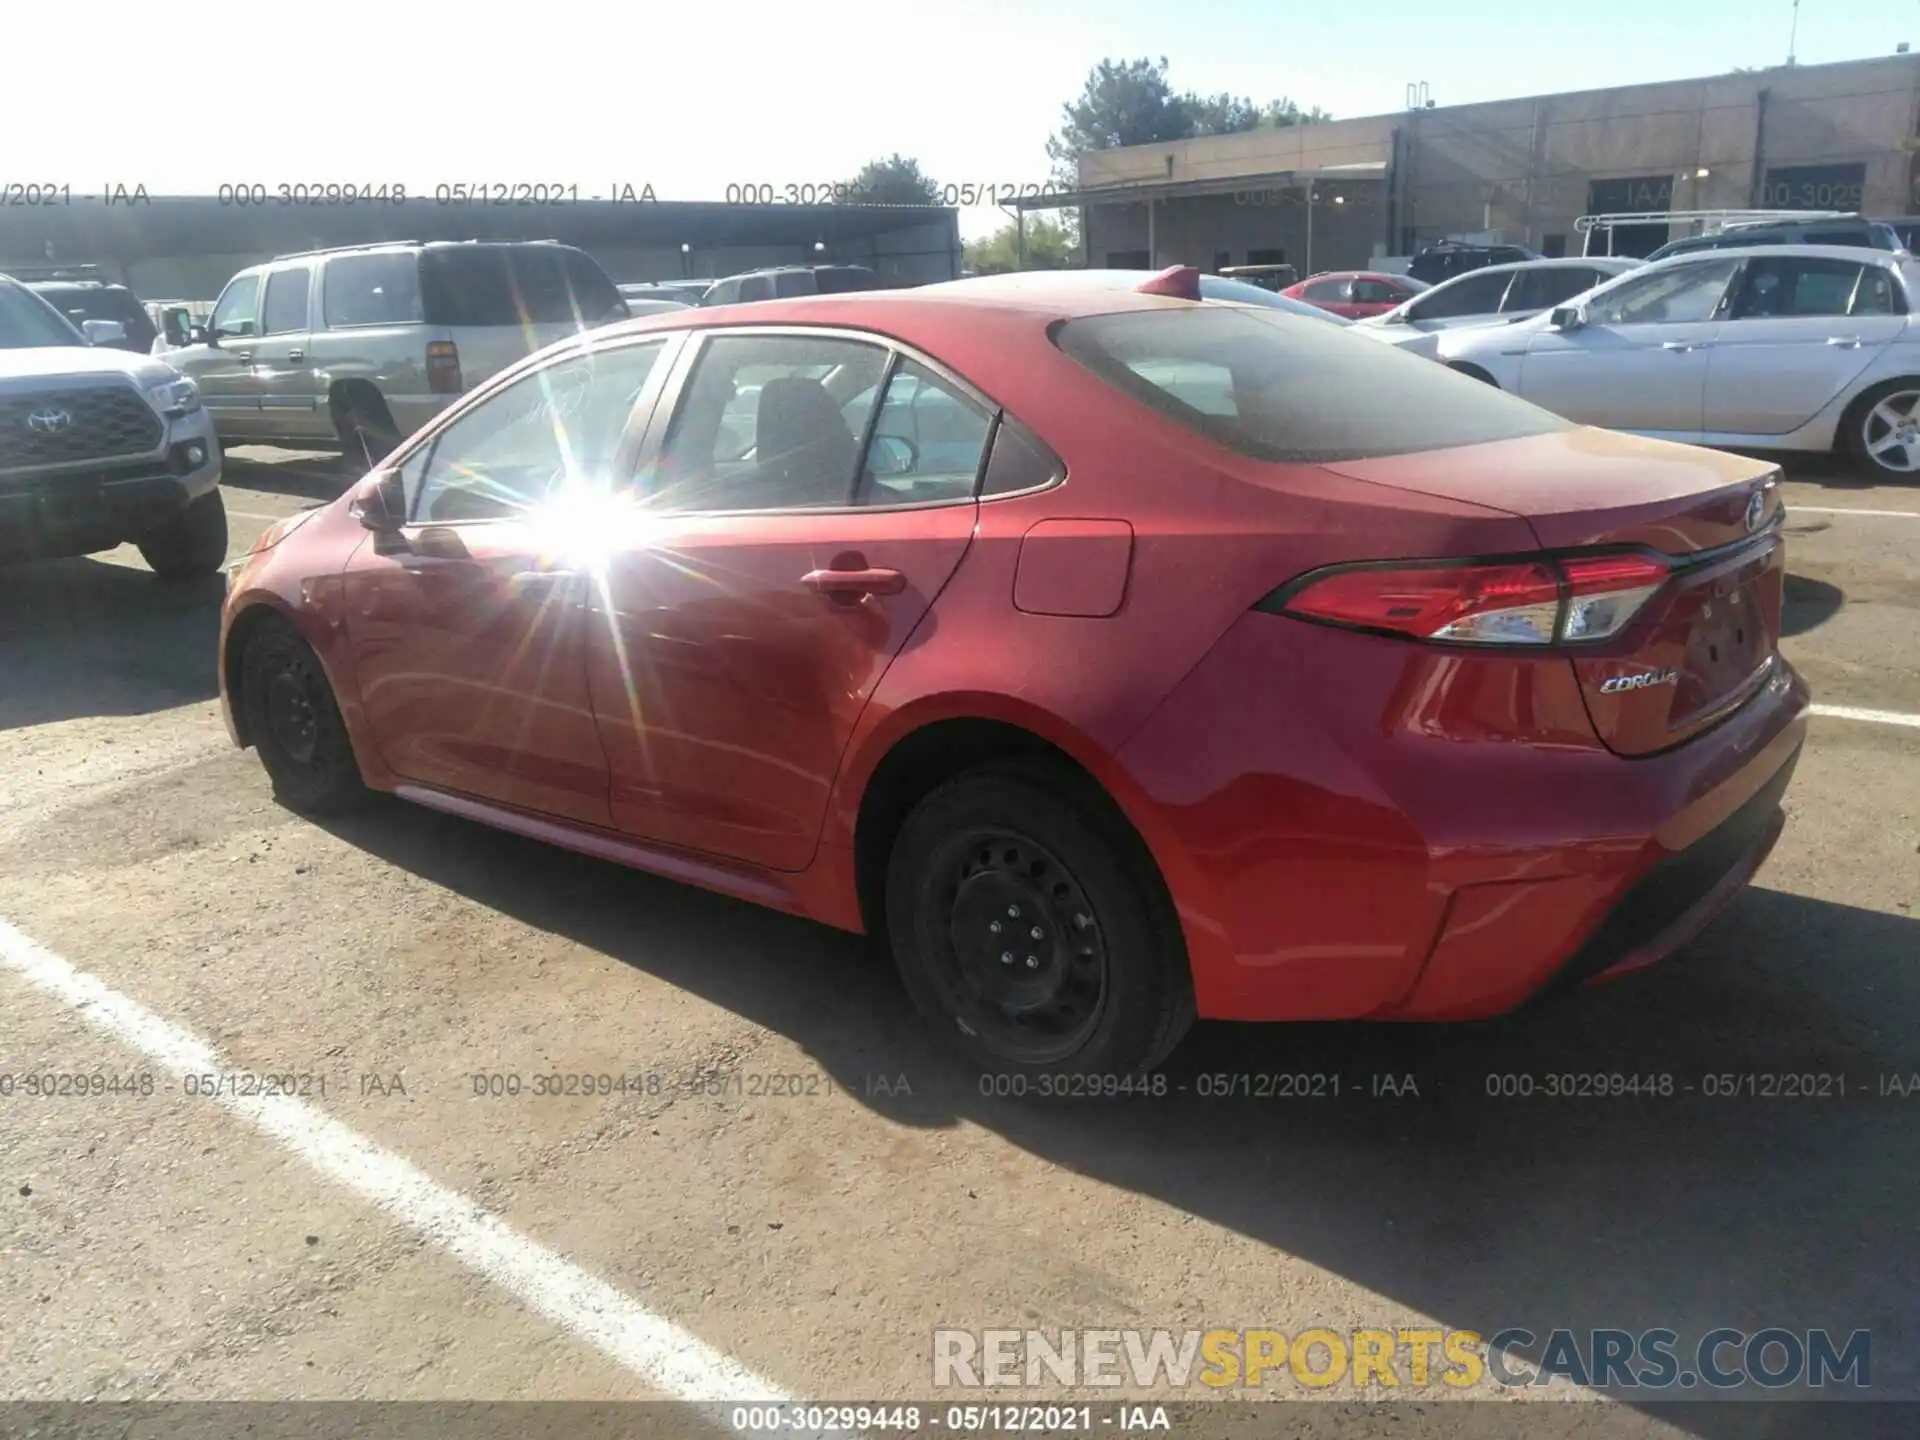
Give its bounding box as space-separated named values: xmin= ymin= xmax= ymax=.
xmin=1 ymin=447 xmax=1915 ymax=1434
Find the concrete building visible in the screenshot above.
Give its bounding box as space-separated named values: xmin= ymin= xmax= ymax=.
xmin=0 ymin=197 xmax=962 ymax=301
xmin=1017 ymin=53 xmax=1920 ymax=274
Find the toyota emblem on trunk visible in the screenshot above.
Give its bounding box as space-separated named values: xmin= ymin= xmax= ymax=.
xmin=1745 ymin=489 xmax=1767 ymax=533
xmin=25 ymin=408 xmax=72 ymax=434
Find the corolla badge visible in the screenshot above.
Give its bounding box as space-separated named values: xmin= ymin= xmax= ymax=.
xmin=1599 ymin=667 xmax=1681 ymax=695
xmin=25 ymin=408 xmax=72 ymax=434
xmin=1745 ymin=488 xmax=1767 ymax=533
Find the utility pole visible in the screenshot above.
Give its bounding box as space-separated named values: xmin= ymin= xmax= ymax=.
xmin=1787 ymin=0 xmax=1800 ymax=66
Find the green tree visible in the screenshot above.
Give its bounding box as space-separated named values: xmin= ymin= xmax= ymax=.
xmin=850 ymin=153 xmax=943 ymax=205
xmin=1261 ymin=98 xmax=1332 ymax=126
xmin=1185 ymin=92 xmax=1263 ymax=135
xmin=963 ymin=216 xmax=1080 ymax=275
xmin=1046 ymin=57 xmax=1192 ymax=185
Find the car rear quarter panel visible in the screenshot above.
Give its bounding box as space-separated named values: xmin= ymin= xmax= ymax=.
xmin=818 ymin=318 xmax=1545 ymax=1000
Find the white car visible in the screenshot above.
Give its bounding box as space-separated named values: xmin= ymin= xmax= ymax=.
xmin=1436 ymin=244 xmax=1920 ymax=481
xmin=1356 ymin=257 xmax=1642 ymax=346
xmin=934 ymin=269 xmax=1444 ymax=360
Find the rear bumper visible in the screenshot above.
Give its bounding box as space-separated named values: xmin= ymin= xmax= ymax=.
xmin=1113 ymin=612 xmax=1811 ymax=1023
xmin=0 ymin=422 xmax=222 ymax=562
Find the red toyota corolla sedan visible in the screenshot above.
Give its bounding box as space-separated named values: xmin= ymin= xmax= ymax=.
xmin=218 ymin=267 xmax=1808 ymax=1075
xmin=1281 ymin=270 xmax=1427 ymax=319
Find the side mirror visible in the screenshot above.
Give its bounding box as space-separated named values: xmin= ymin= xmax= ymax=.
xmin=1549 ymin=306 xmax=1585 ymax=331
xmin=1384 ymin=308 xmax=1410 ymax=325
xmin=349 ymin=472 xmax=407 ymax=534
xmin=163 ymin=310 xmax=193 ymax=347
xmin=192 ymin=324 xmax=215 ymax=346
xmin=81 ymin=319 xmax=127 ymax=346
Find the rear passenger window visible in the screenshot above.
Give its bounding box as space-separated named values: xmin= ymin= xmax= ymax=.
xmin=773 ymin=271 xmax=815 ymax=299
xmin=980 ymin=416 xmax=1064 ymax=497
xmin=857 ymin=360 xmax=993 ymax=506
xmin=1729 ymin=257 xmax=1868 ymax=319
xmin=261 ymin=269 xmax=311 ymax=335
xmin=322 ymin=253 xmax=422 ymax=327
xmin=739 ymin=275 xmax=775 ymax=303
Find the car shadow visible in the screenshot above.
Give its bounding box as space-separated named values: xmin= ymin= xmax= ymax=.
xmin=1780 ymin=572 xmax=1845 ymax=638
xmin=315 ymin=796 xmax=1920 ymax=1423
xmin=0 ymin=558 xmax=223 ymax=730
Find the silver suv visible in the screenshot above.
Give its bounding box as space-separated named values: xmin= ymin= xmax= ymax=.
xmin=170 ymin=240 xmax=628 ymax=464
xmin=0 ymin=275 xmax=226 ymax=578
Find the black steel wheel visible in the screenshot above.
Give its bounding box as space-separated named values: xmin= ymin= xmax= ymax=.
xmin=886 ymin=763 xmax=1193 ymax=1074
xmin=240 ymin=616 xmax=365 ymax=813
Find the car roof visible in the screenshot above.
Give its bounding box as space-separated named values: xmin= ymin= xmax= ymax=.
xmin=1301 ymin=270 xmax=1403 ymax=281
xmin=1648 ymin=241 xmax=1911 ymax=268
xmin=1426 ymin=256 xmax=1638 ymax=283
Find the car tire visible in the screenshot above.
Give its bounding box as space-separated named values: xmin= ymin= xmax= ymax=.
xmin=333 ymin=388 xmax=402 ymax=469
xmin=1842 ymin=379 xmax=1920 ymax=482
xmin=136 ymin=489 xmax=228 ymax=581
xmin=240 ymin=615 xmax=365 ymax=814
xmin=885 ymin=762 xmax=1194 ymax=1076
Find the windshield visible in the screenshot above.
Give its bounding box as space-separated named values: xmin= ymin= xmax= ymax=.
xmin=0 ymin=281 xmax=86 ymax=348
xmin=1056 ymin=304 xmax=1567 ymax=462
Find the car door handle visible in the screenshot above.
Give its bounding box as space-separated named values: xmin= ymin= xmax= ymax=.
xmin=802 ymin=566 xmax=905 ymax=597
xmin=1825 ymin=337 xmax=1861 ymax=348
xmin=1660 ymin=341 xmax=1705 ymax=352
xmin=286 ymin=348 xmax=304 ymax=362
xmin=232 ymin=350 xmax=253 ymax=364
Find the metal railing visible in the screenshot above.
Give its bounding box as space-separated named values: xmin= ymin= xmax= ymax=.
xmin=1576 ymin=209 xmax=1854 ymax=255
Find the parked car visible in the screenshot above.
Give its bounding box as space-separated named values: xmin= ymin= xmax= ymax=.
xmin=618 ymin=297 xmax=692 ymax=318
xmin=1437 ymin=244 xmax=1920 ymax=480
xmin=701 ymin=265 xmax=883 ymax=306
xmin=219 ymin=266 xmax=1806 ymax=1076
xmin=1217 ymin=263 xmax=1300 ymax=291
xmin=1875 ymin=217 xmax=1920 ymax=253
xmin=167 ymin=240 xmax=629 ymax=463
xmin=1407 ymin=240 xmax=1540 ymax=286
xmin=1281 ymin=270 xmax=1427 ymax=319
xmin=0 ymin=273 xmax=225 ymax=577
xmin=936 ymin=268 xmax=1442 ymax=362
xmin=27 ymin=279 xmax=160 ymax=355
xmin=1646 ymin=214 xmax=1905 ymax=262
xmin=1357 ymin=257 xmax=1643 ymax=343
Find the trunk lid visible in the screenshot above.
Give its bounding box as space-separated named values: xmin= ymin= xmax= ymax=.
xmin=1322 ymin=427 xmax=1787 ymax=756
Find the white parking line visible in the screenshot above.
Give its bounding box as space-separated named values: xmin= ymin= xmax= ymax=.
xmin=0 ymin=916 xmax=795 ymax=1410
xmin=1809 ymin=703 xmax=1920 ymax=730
xmin=1788 ymin=507 xmax=1920 ymax=519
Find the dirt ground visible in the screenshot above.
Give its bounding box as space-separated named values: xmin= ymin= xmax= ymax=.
xmin=1 ymin=447 xmax=1915 ymax=1440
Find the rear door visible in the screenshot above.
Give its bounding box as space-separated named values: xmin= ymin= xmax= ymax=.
xmin=249 ymin=265 xmax=330 ymax=441
xmin=585 ymin=328 xmax=988 ymax=871
xmin=1518 ymin=256 xmax=1741 ymax=437
xmin=1701 ymin=256 xmax=1905 ymax=436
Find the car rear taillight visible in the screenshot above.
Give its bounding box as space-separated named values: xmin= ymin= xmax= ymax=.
xmin=1263 ymin=552 xmax=1671 ymax=647
xmin=426 ymin=341 xmax=463 ymax=394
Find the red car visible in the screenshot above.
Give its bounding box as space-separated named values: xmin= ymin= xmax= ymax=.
xmin=219 ymin=267 xmax=1807 ymax=1075
xmin=1282 ymin=269 xmax=1427 ymax=318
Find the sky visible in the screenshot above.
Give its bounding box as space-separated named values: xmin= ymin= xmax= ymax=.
xmin=3 ymin=0 xmax=1910 ymax=241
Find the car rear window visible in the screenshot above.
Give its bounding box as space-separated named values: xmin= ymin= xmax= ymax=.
xmin=322 ymin=252 xmax=424 ymax=327
xmin=420 ymin=246 xmax=622 ymax=326
xmin=1054 ymin=306 xmax=1568 ymax=463
xmin=33 ymin=286 xmax=157 ymax=347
